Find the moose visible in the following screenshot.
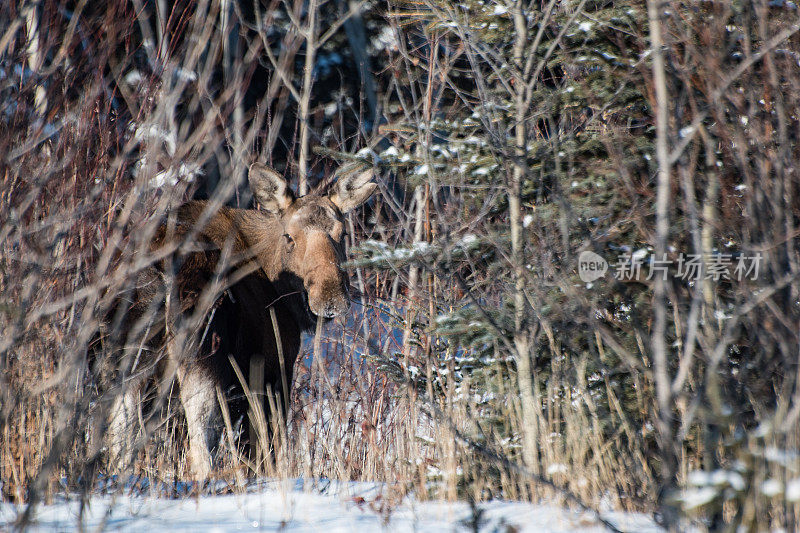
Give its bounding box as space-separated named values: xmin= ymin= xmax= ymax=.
xmin=103 ymin=163 xmax=376 ymax=479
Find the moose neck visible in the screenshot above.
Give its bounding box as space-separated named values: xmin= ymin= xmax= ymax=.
xmin=228 ymin=207 xmax=286 ymax=280
xmin=180 ymin=200 xmax=317 ymax=332
xmin=216 ymin=204 xmax=318 ymax=332
xmin=179 ymin=201 xmax=286 ymax=281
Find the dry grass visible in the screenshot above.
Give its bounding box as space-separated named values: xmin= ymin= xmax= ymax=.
xmin=2 ymin=1 xmax=800 ymax=532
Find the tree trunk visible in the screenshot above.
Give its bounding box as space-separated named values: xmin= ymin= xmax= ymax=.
xmin=646 ymin=0 xmax=679 ymax=526
xmin=511 ymin=3 xmax=538 ymax=475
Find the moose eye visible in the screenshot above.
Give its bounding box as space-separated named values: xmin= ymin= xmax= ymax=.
xmin=283 ymin=234 xmax=295 ymax=252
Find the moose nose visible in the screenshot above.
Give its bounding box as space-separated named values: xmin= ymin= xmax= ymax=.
xmin=321 ymin=301 xmax=348 ymax=318
xmin=308 ymin=279 xmax=350 ymax=318
xmin=312 ymin=299 xmax=348 ymax=318
xmin=319 ymin=292 xmax=350 ymax=318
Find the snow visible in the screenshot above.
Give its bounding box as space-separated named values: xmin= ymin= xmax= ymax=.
xmin=380 ymin=146 xmax=400 ymax=157
xmin=523 ymin=214 xmax=534 ymax=228
xmin=0 ymin=480 xmax=661 ymax=532
xmin=787 ymin=478 xmax=800 ymax=501
xmin=765 ymin=447 xmax=799 ymax=467
xmin=761 ymin=479 xmax=783 ymax=497
xmin=175 ymin=67 xmax=197 ymax=82
xmin=324 ymin=102 xmax=338 ymax=117
xmin=133 ymin=123 xmax=177 ymax=156
xmin=124 ymin=70 xmax=143 ymax=85
xmin=687 ymin=469 xmax=745 ymax=492
xmin=678 ymin=487 xmax=718 ymax=510
xmin=150 ymin=163 xmax=201 ymax=188
xmin=373 ymin=26 xmax=398 ymax=52
xmin=459 ymin=234 xmax=478 ymax=246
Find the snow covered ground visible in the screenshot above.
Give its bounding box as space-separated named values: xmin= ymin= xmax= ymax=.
xmin=1 ymin=479 xmax=661 ymax=532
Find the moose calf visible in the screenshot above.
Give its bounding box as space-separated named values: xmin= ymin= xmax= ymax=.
xmin=104 ymin=163 xmax=376 ymax=479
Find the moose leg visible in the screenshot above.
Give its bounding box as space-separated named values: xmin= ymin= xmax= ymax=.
xmin=162 ymin=275 xmax=221 ymax=479
xmin=177 ymin=364 xmax=221 ymax=480
xmin=107 ymin=380 xmax=142 ymax=471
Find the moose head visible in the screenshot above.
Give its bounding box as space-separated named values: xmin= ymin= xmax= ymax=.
xmin=246 ymin=162 xmax=376 ymax=319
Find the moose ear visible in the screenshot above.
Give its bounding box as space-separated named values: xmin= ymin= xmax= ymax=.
xmin=329 ymin=169 xmax=377 ymax=214
xmin=248 ymin=163 xmax=294 ymax=213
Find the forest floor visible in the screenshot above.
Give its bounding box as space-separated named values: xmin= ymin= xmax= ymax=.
xmin=0 ymin=479 xmax=662 ymax=532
